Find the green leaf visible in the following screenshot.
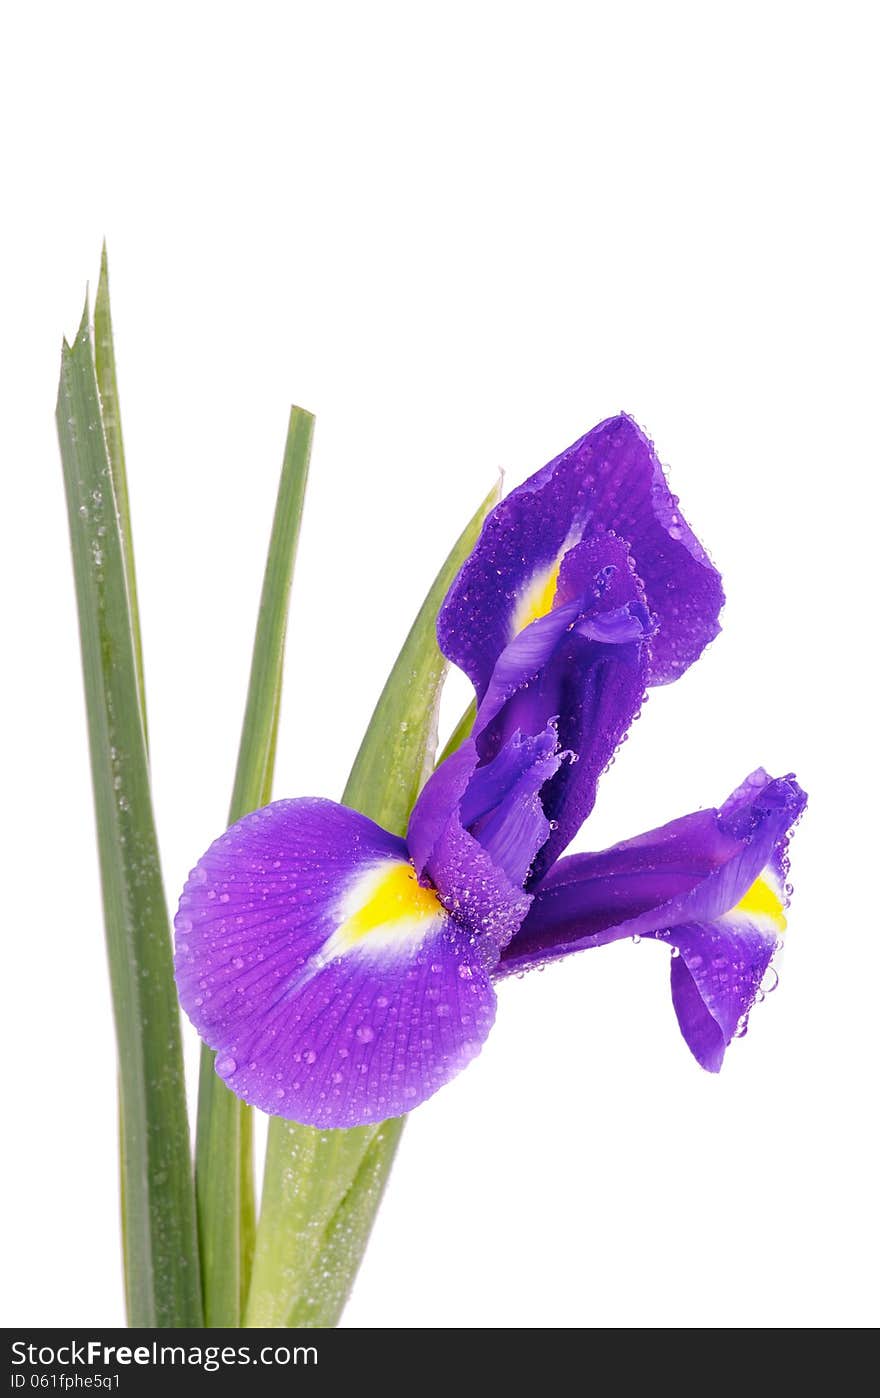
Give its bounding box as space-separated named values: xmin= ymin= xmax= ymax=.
xmin=57 ymin=295 xmax=202 ymax=1327
xmin=282 ymin=1117 xmax=405 ymax=1328
xmin=245 ymin=1121 xmax=391 ymax=1326
xmin=245 ymin=480 xmax=499 ymax=1329
xmin=94 ymin=247 xmax=147 ymax=751
xmin=196 ymin=407 xmax=314 ymax=1326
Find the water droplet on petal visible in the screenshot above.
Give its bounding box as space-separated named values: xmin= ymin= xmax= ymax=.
xmin=215 ymin=1055 xmax=236 ymax=1079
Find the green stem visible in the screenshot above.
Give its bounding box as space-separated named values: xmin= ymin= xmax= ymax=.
xmin=195 ymin=407 xmax=314 ymax=1326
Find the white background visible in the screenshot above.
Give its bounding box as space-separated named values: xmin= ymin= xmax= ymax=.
xmin=1 ymin=1 xmax=877 ymax=1329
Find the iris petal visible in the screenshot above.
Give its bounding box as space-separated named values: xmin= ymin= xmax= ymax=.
xmin=473 ymin=533 xmax=653 ymax=880
xmin=174 ymin=798 xmax=496 ymax=1127
xmin=460 ymin=725 xmax=562 ymax=887
xmin=407 ymin=726 xmax=562 ymax=948
xmin=499 ymin=771 xmax=806 ymax=1069
xmin=669 ymin=917 xmax=781 ymax=1073
xmin=437 ymin=412 xmax=723 ymax=697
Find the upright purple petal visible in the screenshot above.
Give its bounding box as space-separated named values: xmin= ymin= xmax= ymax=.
xmin=459 ymin=726 xmax=561 ymax=885
xmin=499 ymin=771 xmax=806 ymax=1070
xmin=579 ymin=415 xmax=724 ymax=684
xmin=407 ymin=726 xmax=564 ymax=949
xmin=473 ymin=533 xmax=653 ymax=880
xmin=437 ymin=412 xmax=723 ymax=696
xmin=175 ymin=798 xmax=496 ymax=1128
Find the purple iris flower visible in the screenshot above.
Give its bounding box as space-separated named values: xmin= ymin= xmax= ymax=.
xmin=174 ymin=415 xmax=805 ymax=1129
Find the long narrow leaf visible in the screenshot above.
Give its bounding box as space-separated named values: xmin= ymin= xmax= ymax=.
xmin=195 ymin=407 xmax=314 ymax=1326
xmin=57 ymin=298 xmax=202 ymax=1327
xmin=246 ymin=480 xmax=499 ymax=1328
xmin=93 ymin=248 xmax=147 ymax=749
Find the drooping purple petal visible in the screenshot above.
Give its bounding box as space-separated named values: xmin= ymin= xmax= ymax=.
xmin=473 ymin=533 xmax=653 ymax=880
xmin=174 ymin=798 xmax=496 ymax=1128
xmin=499 ymin=771 xmax=806 ymax=1070
xmin=669 ymin=919 xmax=780 ymax=1072
xmin=437 ymin=412 xmax=723 ymax=697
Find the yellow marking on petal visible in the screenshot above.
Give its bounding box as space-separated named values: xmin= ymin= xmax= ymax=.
xmin=732 ymin=875 xmax=787 ymax=932
xmin=344 ymin=862 xmax=441 ymax=940
xmin=324 ymin=860 xmax=444 ymax=960
xmin=511 ymin=557 xmax=563 ymax=636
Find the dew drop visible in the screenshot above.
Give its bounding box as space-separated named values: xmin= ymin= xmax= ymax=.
xmin=355 ymin=1024 xmax=374 ymax=1043
xmin=215 ymin=1055 xmax=236 ymax=1079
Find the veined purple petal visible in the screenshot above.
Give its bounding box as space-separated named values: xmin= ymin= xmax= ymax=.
xmin=437 ymin=412 xmax=723 ymax=697
xmin=460 ymin=725 xmax=562 ymax=886
xmin=406 ymin=742 xmax=475 ymax=879
xmin=174 ymin=798 xmax=496 ymax=1128
xmin=407 ymin=728 xmax=560 ymax=949
xmin=669 ymin=918 xmax=780 ymax=1072
xmin=473 ymin=534 xmax=653 ymax=881
xmin=500 ymin=771 xmax=806 ymax=1070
